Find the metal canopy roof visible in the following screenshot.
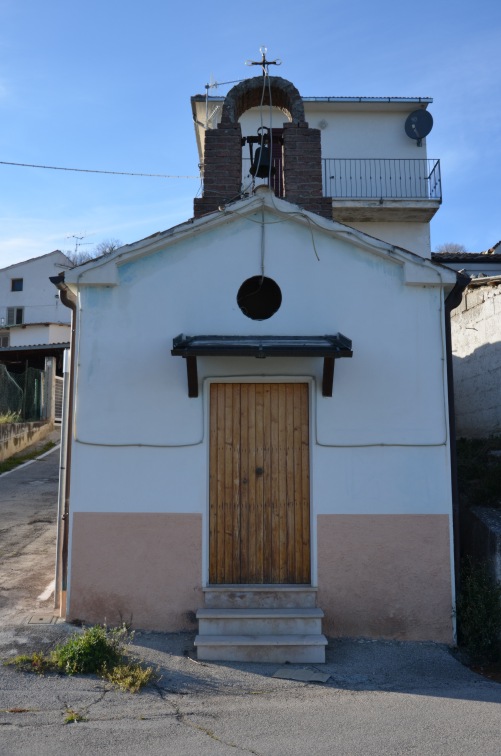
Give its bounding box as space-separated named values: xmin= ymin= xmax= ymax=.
xmin=171 ymin=334 xmax=353 ymax=398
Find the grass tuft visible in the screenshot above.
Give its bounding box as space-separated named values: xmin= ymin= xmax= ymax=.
xmin=6 ymin=652 xmax=55 ymax=675
xmin=0 ymin=412 xmax=21 ymax=424
xmin=102 ymin=661 xmax=156 ymax=693
xmin=64 ymin=708 xmax=87 ymax=724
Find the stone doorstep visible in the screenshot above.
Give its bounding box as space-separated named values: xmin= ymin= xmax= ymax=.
xmin=197 ymin=607 xmax=324 ymax=619
xmin=195 ymin=634 xmax=327 ymax=664
xmin=203 ymin=585 xmax=318 ymax=609
xmin=197 ymin=607 xmax=324 ymax=636
xmin=197 ymin=587 xmax=326 ymax=662
xmin=204 ymin=584 xmax=318 ymax=592
xmin=195 ymin=634 xmax=327 ymax=646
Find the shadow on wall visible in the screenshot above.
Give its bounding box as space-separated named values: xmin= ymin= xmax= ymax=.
xmin=452 ymin=344 xmax=501 ymax=439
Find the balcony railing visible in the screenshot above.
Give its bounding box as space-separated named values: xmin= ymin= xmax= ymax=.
xmin=242 ymin=157 xmax=442 ymax=203
xmin=323 ymin=158 xmax=441 ymax=202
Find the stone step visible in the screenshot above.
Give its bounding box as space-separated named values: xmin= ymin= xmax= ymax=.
xmin=203 ymin=585 xmax=318 ymax=609
xmin=197 ymin=607 xmax=324 ymax=636
xmin=195 ymin=633 xmax=328 ymax=663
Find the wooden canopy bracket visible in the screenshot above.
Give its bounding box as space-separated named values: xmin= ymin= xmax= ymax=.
xmin=322 ymin=357 xmax=335 ymax=398
xmin=186 ymin=356 xmax=198 ymax=398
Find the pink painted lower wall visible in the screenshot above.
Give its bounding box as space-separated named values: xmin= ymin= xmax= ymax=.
xmin=317 ymin=514 xmax=453 ymax=643
xmin=68 ymin=512 xmax=453 ymax=641
xmin=68 ymin=513 xmax=203 ymax=631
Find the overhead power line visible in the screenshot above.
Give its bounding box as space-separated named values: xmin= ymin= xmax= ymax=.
xmin=0 ymin=160 xmax=199 ymax=179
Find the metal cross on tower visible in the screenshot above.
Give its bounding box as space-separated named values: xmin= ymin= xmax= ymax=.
xmin=245 ymin=46 xmax=282 ymax=76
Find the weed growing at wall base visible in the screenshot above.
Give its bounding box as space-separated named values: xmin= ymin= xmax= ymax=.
xmin=5 ymin=624 xmax=155 ymax=693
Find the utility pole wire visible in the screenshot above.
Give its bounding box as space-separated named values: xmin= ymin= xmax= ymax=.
xmin=0 ymin=160 xmax=199 ymax=179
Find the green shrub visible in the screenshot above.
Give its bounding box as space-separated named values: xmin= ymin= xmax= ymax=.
xmin=52 ymin=624 xmax=126 ymax=675
xmin=456 ymin=559 xmax=501 ymax=662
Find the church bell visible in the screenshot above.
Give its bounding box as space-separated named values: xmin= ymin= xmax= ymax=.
xmin=249 ymin=127 xmax=275 ymax=179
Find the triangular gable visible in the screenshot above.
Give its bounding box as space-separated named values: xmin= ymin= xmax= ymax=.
xmin=64 ymin=192 xmax=457 ymax=290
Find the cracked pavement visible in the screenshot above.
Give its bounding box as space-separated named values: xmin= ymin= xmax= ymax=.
xmin=1 ymin=438 xmax=501 ymax=754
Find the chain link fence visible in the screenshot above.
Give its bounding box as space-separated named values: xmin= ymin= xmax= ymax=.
xmin=0 ymin=364 xmax=45 ymax=421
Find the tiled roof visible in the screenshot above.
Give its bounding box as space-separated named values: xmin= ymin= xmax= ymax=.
xmin=432 ymin=253 xmax=501 ymax=262
xmin=0 ymin=342 xmax=69 ymax=352
xmin=432 ymin=241 xmax=501 ymax=262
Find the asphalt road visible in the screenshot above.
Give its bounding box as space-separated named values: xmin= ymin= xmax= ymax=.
xmin=0 ymin=442 xmax=500 ymax=754
xmin=0 ymin=437 xmax=60 ymax=625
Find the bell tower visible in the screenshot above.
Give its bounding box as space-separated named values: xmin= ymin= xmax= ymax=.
xmin=194 ymin=76 xmax=332 ymax=219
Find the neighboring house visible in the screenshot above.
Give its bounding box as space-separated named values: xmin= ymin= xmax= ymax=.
xmin=56 ymin=76 xmax=463 ymax=662
xmin=432 ymin=242 xmax=501 ymax=277
xmin=0 ymin=250 xmax=72 ymax=371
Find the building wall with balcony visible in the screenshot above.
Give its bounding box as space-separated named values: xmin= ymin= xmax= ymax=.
xmin=347 ymin=221 xmax=431 ymax=257
xmin=0 ymin=250 xmax=72 ymax=336
xmin=192 ymin=95 xmax=440 ymax=258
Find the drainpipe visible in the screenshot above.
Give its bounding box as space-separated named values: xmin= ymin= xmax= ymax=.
xmin=444 ymin=271 xmax=470 ymax=595
xmin=53 ymin=348 xmax=70 ymax=611
xmin=50 ymin=274 xmax=77 ymax=614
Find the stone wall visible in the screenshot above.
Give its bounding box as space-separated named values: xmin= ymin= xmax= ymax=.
xmin=451 ymin=281 xmax=501 ymax=437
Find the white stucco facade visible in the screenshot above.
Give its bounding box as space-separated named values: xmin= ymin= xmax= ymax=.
xmin=62 ymin=193 xmax=458 ymax=641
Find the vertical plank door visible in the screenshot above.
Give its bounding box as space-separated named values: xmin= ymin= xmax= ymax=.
xmin=209 ymin=383 xmax=310 ymax=584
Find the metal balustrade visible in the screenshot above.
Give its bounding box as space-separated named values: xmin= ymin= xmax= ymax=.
xmin=240 ymin=157 xmax=442 ymax=203
xmin=323 ymin=158 xmax=441 ymax=201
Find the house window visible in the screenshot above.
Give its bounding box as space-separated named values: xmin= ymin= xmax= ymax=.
xmin=7 ymin=307 xmax=24 ymax=325
xmin=0 ymin=332 xmax=9 ymax=347
xmin=11 ymin=278 xmax=23 ymax=292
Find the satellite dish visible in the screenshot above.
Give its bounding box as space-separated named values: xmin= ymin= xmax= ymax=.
xmin=405 ymin=109 xmax=433 ymax=146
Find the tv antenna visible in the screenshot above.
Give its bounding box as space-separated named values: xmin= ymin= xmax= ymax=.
xmin=67 ymin=234 xmax=92 ymax=255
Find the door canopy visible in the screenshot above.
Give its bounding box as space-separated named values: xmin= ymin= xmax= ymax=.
xmin=171 ymin=334 xmax=353 ymax=398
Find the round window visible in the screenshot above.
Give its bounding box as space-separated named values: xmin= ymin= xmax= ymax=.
xmin=237 ymin=276 xmax=282 ymax=320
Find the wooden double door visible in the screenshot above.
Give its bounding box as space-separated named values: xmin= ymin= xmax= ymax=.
xmin=209 ymin=383 xmax=311 ymax=584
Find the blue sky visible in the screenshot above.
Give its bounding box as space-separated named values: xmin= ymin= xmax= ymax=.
xmin=1 ymin=0 xmax=499 ymax=266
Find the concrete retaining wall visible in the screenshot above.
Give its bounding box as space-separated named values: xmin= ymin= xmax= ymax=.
xmin=0 ymin=421 xmax=54 ymax=462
